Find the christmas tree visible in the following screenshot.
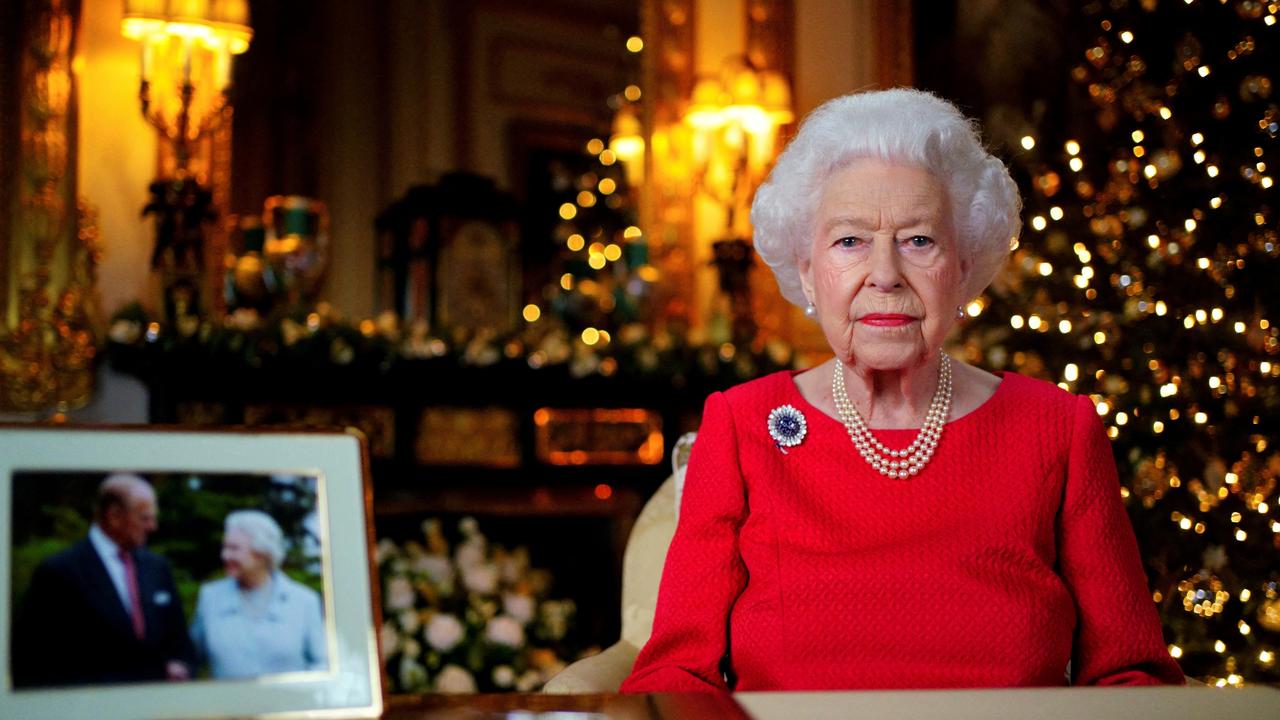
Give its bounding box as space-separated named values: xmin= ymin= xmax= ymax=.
xmin=958 ymin=0 xmax=1279 ymax=685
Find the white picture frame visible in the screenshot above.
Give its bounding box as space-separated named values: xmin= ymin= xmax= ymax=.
xmin=0 ymin=426 xmax=383 ymax=719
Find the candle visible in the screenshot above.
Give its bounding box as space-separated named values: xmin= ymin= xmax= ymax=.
xmin=140 ymin=39 xmax=153 ymax=82
xmin=213 ymin=49 xmax=230 ymax=91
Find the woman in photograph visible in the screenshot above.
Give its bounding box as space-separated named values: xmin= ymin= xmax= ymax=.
xmin=621 ymin=89 xmax=1184 ymax=692
xmin=191 ymin=509 xmax=328 ymax=679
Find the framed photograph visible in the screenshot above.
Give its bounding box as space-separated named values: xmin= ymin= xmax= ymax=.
xmin=0 ymin=426 xmax=382 ymax=719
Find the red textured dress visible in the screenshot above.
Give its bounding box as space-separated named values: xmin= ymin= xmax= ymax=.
xmin=620 ymin=370 xmax=1184 ymax=693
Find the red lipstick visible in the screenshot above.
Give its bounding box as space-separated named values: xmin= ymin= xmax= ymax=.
xmin=859 ymin=313 xmax=916 ymax=327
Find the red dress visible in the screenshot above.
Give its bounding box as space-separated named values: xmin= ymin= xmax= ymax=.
xmin=620 ymin=370 xmax=1184 ymax=692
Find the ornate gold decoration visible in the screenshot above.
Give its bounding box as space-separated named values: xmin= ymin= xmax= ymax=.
xmin=0 ymin=0 xmax=99 ymax=414
xmin=640 ymin=0 xmax=697 ymax=327
xmin=534 ymin=407 xmax=663 ymax=466
xmin=244 ymin=404 xmax=396 ymax=460
xmin=746 ymin=0 xmax=794 ymax=83
xmin=416 ymin=407 xmax=520 ymax=467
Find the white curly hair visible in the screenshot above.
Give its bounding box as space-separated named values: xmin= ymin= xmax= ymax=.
xmin=225 ymin=509 xmax=286 ymax=570
xmin=750 ymin=88 xmax=1022 ymax=309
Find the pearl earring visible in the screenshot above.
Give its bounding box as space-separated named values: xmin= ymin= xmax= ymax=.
xmin=956 ymin=305 xmax=966 ymax=319
xmin=805 ymin=302 xmax=817 ymax=318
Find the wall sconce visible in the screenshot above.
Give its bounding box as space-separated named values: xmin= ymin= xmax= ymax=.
xmin=609 ymin=103 xmax=646 ymax=188
xmin=684 ymin=55 xmax=792 ymax=236
xmin=122 ymin=0 xmax=252 ymax=323
xmin=684 ymin=55 xmax=793 ymax=345
xmin=120 ymin=0 xmax=252 ymax=173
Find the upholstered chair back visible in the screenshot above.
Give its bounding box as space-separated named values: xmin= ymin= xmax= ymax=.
xmin=543 ymin=432 xmax=696 ymax=693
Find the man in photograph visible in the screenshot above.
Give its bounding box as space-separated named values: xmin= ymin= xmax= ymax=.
xmin=12 ymin=473 xmax=195 ymax=688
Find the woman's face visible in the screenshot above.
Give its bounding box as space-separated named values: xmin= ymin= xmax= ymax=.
xmin=800 ymin=159 xmax=967 ymax=372
xmin=222 ymin=528 xmax=271 ymax=585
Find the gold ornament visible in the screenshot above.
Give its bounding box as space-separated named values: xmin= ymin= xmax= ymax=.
xmin=1240 ymin=75 xmax=1273 ymax=103
xmin=1229 ymin=452 xmax=1278 ymax=510
xmin=1175 ymin=33 xmax=1202 ymax=71
xmin=1236 ymin=0 xmax=1265 ymax=20
xmin=1213 ymin=96 xmax=1232 ymax=120
xmin=1130 ymin=455 xmax=1173 ymax=508
xmin=1179 ymin=571 xmax=1229 ymax=618
xmin=1259 ymin=599 xmax=1280 ymax=633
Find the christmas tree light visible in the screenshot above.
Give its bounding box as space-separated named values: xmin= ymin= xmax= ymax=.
xmin=958 ymin=0 xmax=1279 ymax=684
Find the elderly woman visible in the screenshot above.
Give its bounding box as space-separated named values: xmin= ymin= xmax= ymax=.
xmin=191 ymin=510 xmax=327 ymax=678
xmin=621 ymin=89 xmax=1183 ymax=693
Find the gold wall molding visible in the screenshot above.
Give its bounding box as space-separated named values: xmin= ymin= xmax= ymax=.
xmin=0 ymin=0 xmax=100 ymax=413
xmin=642 ymin=0 xmax=697 ymax=327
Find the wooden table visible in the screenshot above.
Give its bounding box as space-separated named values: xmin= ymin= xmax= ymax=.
xmin=384 ymin=692 xmax=750 ymax=719
xmin=736 ymin=685 xmax=1280 ymax=720
xmin=383 ymin=686 xmax=1280 ymax=720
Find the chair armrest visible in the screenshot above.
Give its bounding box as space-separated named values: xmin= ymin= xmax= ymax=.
xmin=542 ymin=640 xmax=640 ymax=694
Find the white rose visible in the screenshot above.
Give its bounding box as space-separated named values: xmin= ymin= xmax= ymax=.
xmin=455 ymin=538 xmax=486 ymax=570
xmin=375 ymin=538 xmax=399 ymax=565
xmin=413 ymin=554 xmax=454 ymax=587
xmin=502 ymin=593 xmax=535 ymax=624
xmin=400 ymin=638 xmax=421 ymax=659
xmin=424 ymin=613 xmax=465 ymax=652
xmin=379 ymin=622 xmax=400 ymax=662
xmin=515 ymin=668 xmax=542 ymax=692
xmin=385 ymin=576 xmax=416 ymax=611
xmin=462 ymin=563 xmax=500 ymax=595
xmin=458 ymin=516 xmax=480 ymax=537
xmin=485 ymin=614 xmax=525 ymax=648
xmin=398 ymin=610 xmax=420 ymax=635
xmin=434 ymin=664 xmax=477 ymax=694
xmin=492 ymin=664 xmax=516 ymax=688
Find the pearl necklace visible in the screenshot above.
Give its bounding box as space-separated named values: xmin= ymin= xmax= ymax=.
xmin=831 ymin=353 xmax=952 ymax=478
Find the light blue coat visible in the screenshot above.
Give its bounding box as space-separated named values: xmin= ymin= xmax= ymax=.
xmin=191 ymin=573 xmax=327 ymax=679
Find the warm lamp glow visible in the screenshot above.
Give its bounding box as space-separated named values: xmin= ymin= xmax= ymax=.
xmin=121 ymin=0 xmax=253 ymax=172
xmin=759 ymin=70 xmax=794 ymax=124
xmin=609 ymin=104 xmax=645 ymax=185
xmin=685 ymin=77 xmax=728 ymax=129
xmin=123 ymin=0 xmax=253 ymax=54
xmin=681 ymin=55 xmax=793 ymax=235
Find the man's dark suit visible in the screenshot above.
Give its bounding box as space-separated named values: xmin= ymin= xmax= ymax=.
xmin=11 ymin=538 xmax=195 ymax=688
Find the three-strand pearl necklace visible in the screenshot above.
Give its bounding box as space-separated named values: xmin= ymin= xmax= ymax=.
xmin=831 ymin=353 xmax=953 ymax=478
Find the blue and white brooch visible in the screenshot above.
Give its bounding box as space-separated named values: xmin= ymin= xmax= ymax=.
xmin=766 ymin=404 xmax=807 ymax=454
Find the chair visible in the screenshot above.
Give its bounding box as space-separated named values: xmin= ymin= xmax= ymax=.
xmin=542 ymin=433 xmax=695 ymax=694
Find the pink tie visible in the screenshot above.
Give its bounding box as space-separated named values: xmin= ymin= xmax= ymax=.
xmin=119 ymin=550 xmax=146 ymax=639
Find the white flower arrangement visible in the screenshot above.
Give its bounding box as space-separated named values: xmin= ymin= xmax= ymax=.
xmin=379 ymin=517 xmax=583 ymax=693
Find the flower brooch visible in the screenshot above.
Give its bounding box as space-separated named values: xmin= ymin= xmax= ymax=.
xmin=767 ymin=404 xmax=807 ymax=454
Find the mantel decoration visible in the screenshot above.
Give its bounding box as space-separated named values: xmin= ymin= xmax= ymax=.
xmin=105 ymin=299 xmax=797 ymax=385
xmin=224 ymin=196 xmax=331 ymax=318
